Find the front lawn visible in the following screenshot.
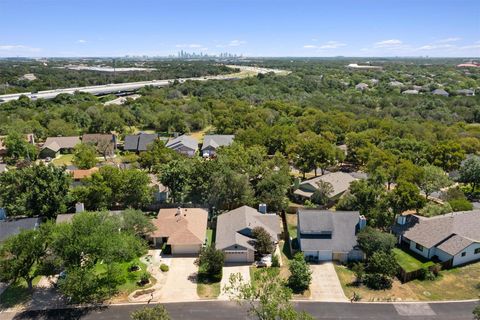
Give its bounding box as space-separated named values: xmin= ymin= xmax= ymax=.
xmin=0 ymin=276 xmax=41 ymax=309
xmin=205 ymin=229 xmax=214 ymax=247
xmin=196 ymin=266 xmax=221 ymax=299
xmin=393 ymin=248 xmax=434 ymax=273
xmin=335 ymin=261 xmax=480 ymax=301
xmin=52 ymin=154 xmax=74 ymax=166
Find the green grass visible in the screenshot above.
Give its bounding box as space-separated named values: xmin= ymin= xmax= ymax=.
xmin=0 ymin=276 xmax=41 ymax=309
xmin=206 ymin=229 xmax=213 ymax=247
xmin=393 ymin=248 xmax=434 ymax=273
xmin=52 ymin=154 xmax=74 ymax=166
xmin=197 ymin=266 xmax=221 ymax=299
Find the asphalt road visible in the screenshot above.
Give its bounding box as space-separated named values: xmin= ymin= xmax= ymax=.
xmin=4 ymin=301 xmax=479 ymax=320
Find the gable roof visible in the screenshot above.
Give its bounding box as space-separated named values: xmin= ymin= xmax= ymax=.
xmin=124 ymin=133 xmax=159 ymax=151
xmin=294 ymin=171 xmax=357 ymax=198
xmin=202 ymin=135 xmax=235 ymax=151
xmin=0 ymin=217 xmax=42 ymax=242
xmin=166 ymin=135 xmax=198 ymax=152
xmin=216 ymin=205 xmax=281 ymax=251
xmin=297 ymin=209 xmax=360 ymax=252
xmin=43 ymin=136 xmax=81 ymax=152
xmin=432 ymin=88 xmax=449 ymax=96
xmin=403 ymin=210 xmax=480 ymax=254
xmin=151 ymin=207 xmax=207 ymax=246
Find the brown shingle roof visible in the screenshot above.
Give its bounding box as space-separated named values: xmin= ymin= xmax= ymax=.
xmin=151 ymin=208 xmax=207 ymax=246
xmin=70 ymin=167 xmax=99 ymax=180
xmin=43 ymin=136 xmax=81 ymax=151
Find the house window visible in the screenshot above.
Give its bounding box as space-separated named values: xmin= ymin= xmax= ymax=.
xmin=475 ymin=248 xmax=480 ymax=255
xmin=415 ymin=243 xmax=424 ymax=251
xmin=461 ymin=252 xmax=466 ymax=257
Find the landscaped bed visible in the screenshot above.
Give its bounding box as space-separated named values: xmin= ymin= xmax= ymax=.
xmin=335 ymin=261 xmax=480 ymax=301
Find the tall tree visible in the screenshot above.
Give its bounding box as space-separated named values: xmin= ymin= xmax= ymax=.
xmin=417 ymin=165 xmax=452 ymax=200
xmin=72 ymin=143 xmax=97 ymax=169
xmin=458 ymin=156 xmax=480 ymax=192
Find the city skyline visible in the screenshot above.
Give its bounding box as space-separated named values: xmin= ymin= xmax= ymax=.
xmin=1 ymin=0 xmax=479 ymax=58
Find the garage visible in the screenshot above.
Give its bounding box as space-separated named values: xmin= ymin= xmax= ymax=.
xmin=171 ymin=244 xmax=201 ymax=255
xmin=318 ymin=250 xmax=333 ymax=261
xmin=224 ymin=250 xmax=249 ymax=263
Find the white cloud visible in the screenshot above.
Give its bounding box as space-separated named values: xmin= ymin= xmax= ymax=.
xmin=436 ymin=37 xmax=461 ymax=43
xmin=417 ymin=44 xmax=455 ymax=50
xmin=303 ymin=45 xmax=317 ymax=49
xmin=319 ymin=41 xmax=346 ymax=49
xmin=0 ymin=44 xmax=40 ymax=52
xmin=175 ymin=43 xmax=203 ymax=48
xmin=215 ymin=40 xmax=247 ymax=48
xmin=460 ymin=43 xmax=480 ymax=50
xmin=77 ymin=39 xmax=87 ymax=44
xmin=374 ymin=39 xmax=403 ymax=48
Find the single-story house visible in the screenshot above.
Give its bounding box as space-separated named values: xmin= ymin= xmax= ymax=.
xmin=215 ymin=205 xmax=281 ymax=263
xmin=402 ymin=89 xmax=419 ymax=95
xmin=124 ymin=133 xmax=159 ymax=152
xmin=294 ymin=171 xmax=358 ymax=200
xmin=0 ymin=217 xmax=42 ymax=242
xmin=82 ymin=133 xmax=117 ymax=157
xmin=201 ymin=135 xmax=235 ymax=157
xmin=165 ymin=135 xmax=198 ymax=157
xmin=297 ymin=209 xmax=366 ymax=262
xmin=432 ymin=88 xmax=449 ymax=97
xmin=389 ymin=80 xmax=404 ymax=87
xmin=393 ymin=210 xmax=480 ymax=267
xmin=150 ymin=207 xmax=208 ymax=255
xmin=456 ymin=89 xmax=475 ymax=96
xmin=39 ymin=136 xmax=81 ymax=159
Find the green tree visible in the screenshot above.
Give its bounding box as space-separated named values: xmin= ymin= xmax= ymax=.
xmin=352 ymin=262 xmax=365 ymax=285
xmin=158 ymin=159 xmax=191 ymax=203
xmin=4 ymin=132 xmax=38 ymax=163
xmin=357 ymin=227 xmax=396 ymax=257
xmin=252 ymin=227 xmax=274 ymax=255
xmin=473 ymin=305 xmax=480 ymax=320
xmin=367 ymin=251 xmax=398 ymax=278
xmin=138 ymin=139 xmax=178 ymax=172
xmin=417 ymin=165 xmax=452 ymax=200
xmin=429 ymin=141 xmax=466 ymax=172
xmin=72 ymin=143 xmax=97 ymax=169
xmin=195 ymin=246 xmax=224 ymax=276
xmin=131 ymin=305 xmax=171 ymax=320
xmin=0 ymin=163 xmax=71 ymax=219
xmin=388 ymin=181 xmax=426 ymax=215
xmin=310 ymin=181 xmax=333 ymax=206
xmin=120 ymin=209 xmax=156 ymax=237
xmin=288 ymin=253 xmax=312 ymax=293
xmin=458 ymin=156 xmax=480 ymax=192
xmin=224 ymin=268 xmax=313 ymax=320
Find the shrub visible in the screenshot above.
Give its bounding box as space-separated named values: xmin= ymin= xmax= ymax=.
xmin=288 ymin=253 xmax=312 ymax=293
xmin=425 ymin=271 xmax=436 ymax=281
xmin=351 ymin=262 xmax=365 ymax=285
xmin=271 ymin=254 xmax=280 ymax=267
xmin=195 ymin=246 xmax=224 ymax=276
xmin=138 ymin=272 xmax=149 ymax=286
xmin=431 ymin=263 xmax=442 ymax=277
xmin=351 ymin=291 xmax=362 ymax=302
xmin=364 ymin=273 xmax=393 ymax=290
xmin=160 ymin=264 xmax=169 ymax=272
xmin=448 ymin=198 xmax=473 ymax=212
xmin=419 ymin=202 xmax=452 ymax=217
xmin=417 ymin=267 xmax=428 ymax=280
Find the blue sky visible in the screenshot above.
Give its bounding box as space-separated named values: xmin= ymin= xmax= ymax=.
xmin=1 ymin=0 xmax=479 ymax=57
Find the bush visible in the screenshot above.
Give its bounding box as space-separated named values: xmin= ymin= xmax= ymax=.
xmin=364 ymin=273 xmax=393 ymax=290
xmin=417 ymin=267 xmax=428 ymax=280
xmin=419 ymin=202 xmax=452 ymax=217
xmin=425 ymin=271 xmax=436 ymax=281
xmin=288 ymin=253 xmax=312 ymax=293
xmin=448 ymin=198 xmax=473 ymax=212
xmin=351 ymin=262 xmax=365 ymax=285
xmin=138 ymin=272 xmax=149 ymax=286
xmin=160 ymin=264 xmax=169 ymax=272
xmin=271 ymin=254 xmax=280 ymax=267
xmin=431 ymin=263 xmax=442 ymax=277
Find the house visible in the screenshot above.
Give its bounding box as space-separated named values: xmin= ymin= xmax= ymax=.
xmin=0 ymin=217 xmax=42 ymax=242
xmin=355 ymin=83 xmax=369 ymax=91
xmin=456 ymin=89 xmax=475 ymax=96
xmin=69 ymin=167 xmax=99 ymax=186
xmin=393 ymin=211 xmax=480 ymax=267
xmin=149 ymin=174 xmax=169 ymax=203
xmin=150 ymin=207 xmax=208 ymax=255
xmin=293 ymin=171 xmax=358 ymax=200
xmin=215 ymin=206 xmax=281 ymax=263
xmin=165 ymin=135 xmax=198 ymax=157
xmin=201 ymin=135 xmax=235 ymax=157
xmin=0 ymin=133 xmax=35 ymax=157
xmin=432 ymin=88 xmax=449 ymax=97
xmin=82 ymin=133 xmax=117 ymax=157
xmin=402 ymin=89 xmax=419 ymax=95
xmin=124 ymin=133 xmax=159 ymax=152
xmin=39 ymin=136 xmax=81 ymax=159
xmin=297 ymin=209 xmax=366 ymax=262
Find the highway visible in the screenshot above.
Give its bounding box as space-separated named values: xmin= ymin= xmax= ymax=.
xmin=0 ymin=65 xmax=285 ymax=103
xmin=3 ymin=300 xmax=479 ymax=320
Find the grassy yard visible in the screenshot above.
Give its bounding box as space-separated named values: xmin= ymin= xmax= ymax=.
xmin=52 ymin=154 xmax=74 ymax=166
xmin=205 ymin=229 xmax=214 ymax=247
xmin=286 ymin=213 xmax=297 ymax=238
xmin=335 ymin=261 xmax=480 ymax=301
xmin=0 ymin=276 xmax=41 ymax=309
xmin=393 ymin=248 xmax=434 ymax=273
xmin=197 ymin=267 xmax=221 ymax=299
xmin=190 ymin=125 xmax=213 ymax=143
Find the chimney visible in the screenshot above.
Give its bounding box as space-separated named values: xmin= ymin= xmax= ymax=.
xmin=258 ymin=204 xmax=267 ymax=214
xmin=358 ymin=215 xmax=367 ymax=230
xmin=75 ymin=202 xmax=85 ymax=213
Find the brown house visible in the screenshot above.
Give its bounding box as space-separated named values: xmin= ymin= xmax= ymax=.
xmin=82 ymin=134 xmax=117 ymax=158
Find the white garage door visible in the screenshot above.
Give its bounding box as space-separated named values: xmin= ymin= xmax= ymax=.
xmin=224 ymin=250 xmax=248 ymax=263
xmin=172 ymin=244 xmax=200 ymax=255
xmin=317 ymin=250 xmax=333 ymax=261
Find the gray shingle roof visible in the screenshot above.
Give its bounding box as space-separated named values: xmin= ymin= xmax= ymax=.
xmin=0 ymin=217 xmax=42 ymax=242
xmin=432 ymin=88 xmax=449 ymax=96
xmin=166 ymin=135 xmax=198 ymax=152
xmin=403 ymin=210 xmax=480 ymax=253
xmin=294 ymin=172 xmax=357 ymax=199
xmin=215 ymin=206 xmax=281 ymax=251
xmin=43 ymin=136 xmax=81 ymax=151
xmin=202 ymin=135 xmax=235 ymax=151
xmin=124 ymin=133 xmax=158 ymax=151
xmin=298 ymin=209 xmax=360 ymax=252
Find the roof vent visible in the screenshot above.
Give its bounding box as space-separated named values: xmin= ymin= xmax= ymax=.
xmin=176 ymin=207 xmax=182 ymax=216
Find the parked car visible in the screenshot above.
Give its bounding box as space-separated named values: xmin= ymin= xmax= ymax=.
xmin=254 ymin=260 xmax=267 ymax=268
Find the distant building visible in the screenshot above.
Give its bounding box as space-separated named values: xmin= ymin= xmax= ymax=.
xmin=457 ymin=63 xmax=480 ymax=68
xmin=389 ymin=80 xmax=404 ymax=87
xmin=82 ymin=134 xmax=117 ymax=157
xmin=124 ymin=133 xmax=159 ymax=152
xmin=402 ymin=89 xmax=419 ymax=95
xmin=201 ymin=135 xmax=235 ymax=157
xmin=355 ymin=83 xmax=369 ymax=91
xmin=347 ymin=63 xmax=383 ymax=70
xmin=294 ymin=171 xmax=358 ymax=201
xmin=165 ymin=135 xmax=198 ymax=157
xmin=456 ymin=89 xmax=475 ymax=96
xmin=432 ymin=88 xmax=449 ymax=97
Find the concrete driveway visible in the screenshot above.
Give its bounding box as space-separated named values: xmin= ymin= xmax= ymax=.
xmin=157 ymin=257 xmax=199 ymax=302
xmin=309 ymin=262 xmax=348 ymax=301
xmin=218 ymin=264 xmax=251 ymax=300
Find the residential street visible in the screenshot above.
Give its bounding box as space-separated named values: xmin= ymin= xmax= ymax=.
xmin=3 ymin=301 xmax=478 ymax=320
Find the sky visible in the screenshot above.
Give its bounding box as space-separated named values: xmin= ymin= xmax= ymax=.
xmin=0 ymin=0 xmax=479 ymax=58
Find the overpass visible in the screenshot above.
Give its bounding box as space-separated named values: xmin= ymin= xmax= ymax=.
xmin=0 ymin=65 xmax=286 ymax=103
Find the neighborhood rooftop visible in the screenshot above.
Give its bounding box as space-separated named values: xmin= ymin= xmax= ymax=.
xmin=42 ymin=136 xmax=81 ymax=152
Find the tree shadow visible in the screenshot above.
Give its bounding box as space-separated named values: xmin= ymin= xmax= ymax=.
xmin=187 ymin=272 xmax=198 ymax=283
xmin=13 ymin=306 xmax=108 ymax=320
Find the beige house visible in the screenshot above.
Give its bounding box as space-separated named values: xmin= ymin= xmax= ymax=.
xmin=150 ymin=207 xmax=208 ymax=255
